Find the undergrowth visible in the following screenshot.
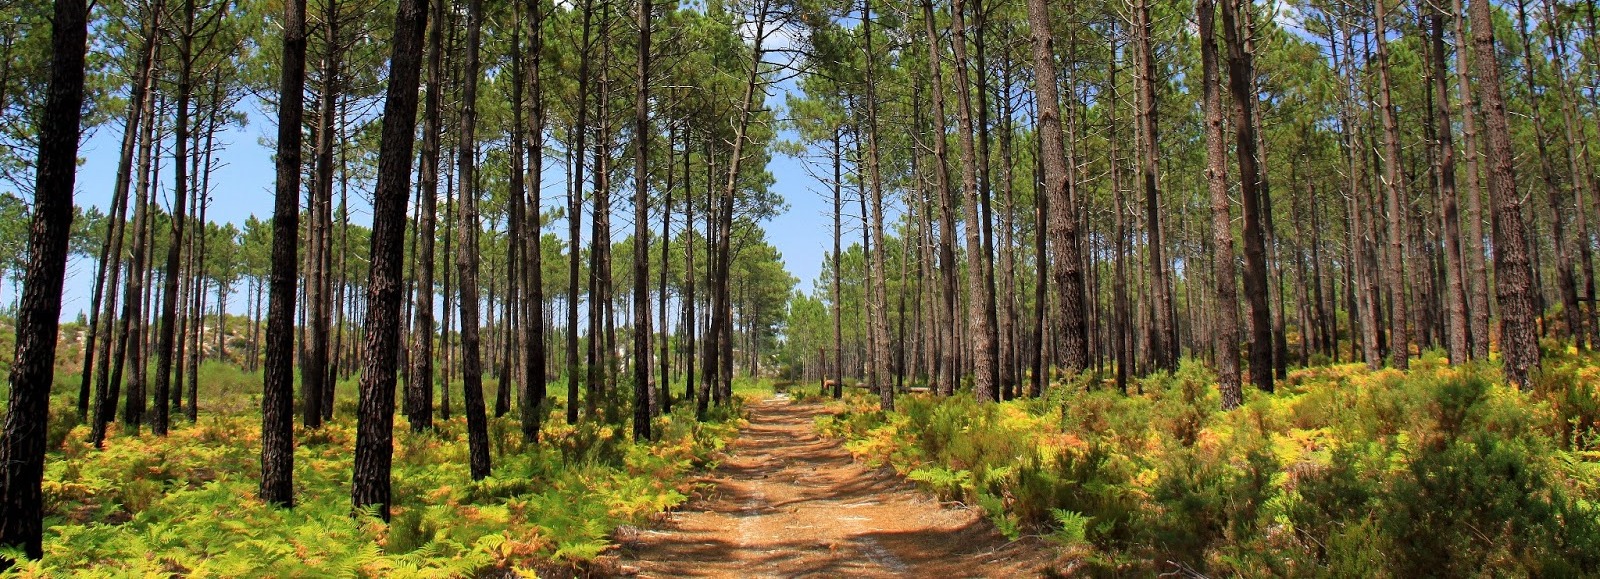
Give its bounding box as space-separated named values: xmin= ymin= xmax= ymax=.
xmin=817 ymin=354 xmax=1600 ymax=576
xmin=3 ymin=377 xmax=744 ymax=577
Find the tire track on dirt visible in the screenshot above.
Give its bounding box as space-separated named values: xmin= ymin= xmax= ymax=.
xmin=613 ymin=396 xmax=1054 ymax=578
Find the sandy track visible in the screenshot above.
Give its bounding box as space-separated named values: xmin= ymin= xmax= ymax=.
xmin=613 ymin=397 xmax=1055 ymax=578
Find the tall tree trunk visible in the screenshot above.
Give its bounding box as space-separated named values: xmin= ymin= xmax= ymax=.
xmin=408 ymin=0 xmax=445 ymax=432
xmin=949 ymin=0 xmax=998 ymax=403
xmin=1331 ymin=19 xmax=1380 ymax=368
xmin=686 ymin=133 xmax=701 ymax=414
xmin=1135 ymin=0 xmax=1175 ymax=372
xmin=303 ymin=0 xmax=340 ymax=429
xmin=86 ymin=0 xmax=160 ymax=428
xmin=1514 ymin=0 xmax=1579 ymax=344
xmin=153 ymin=0 xmax=197 ymax=435
xmin=0 ymin=0 xmax=86 ymax=560
xmin=1545 ymin=0 xmax=1598 ymax=349
xmin=1374 ymin=0 xmax=1410 ymax=369
xmin=1029 ymin=110 xmax=1047 ymax=397
xmin=1470 ymin=0 xmax=1541 ymax=387
xmin=455 ymin=0 xmax=492 ymax=480
xmin=658 ymin=122 xmax=673 ymax=413
xmin=190 ymin=105 xmax=216 ymax=421
xmin=862 ymin=0 xmax=894 ymax=410
xmin=632 ymin=0 xmax=653 ymax=440
xmin=109 ymin=89 xmax=162 ymax=440
xmin=831 ymin=129 xmax=843 ymax=398
xmin=1198 ymin=0 xmax=1238 ymax=408
xmin=351 ymin=0 xmax=428 ymax=520
xmin=709 ymin=0 xmax=769 ymax=407
xmin=997 ymin=61 xmax=1019 ymax=399
xmin=516 ymin=0 xmax=547 ymax=442
xmin=566 ymin=0 xmax=593 ymax=425
xmin=1220 ymin=0 xmax=1272 ymax=392
xmin=261 ymin=0 xmax=307 ymax=507
xmin=1108 ymin=49 xmax=1131 ymax=393
xmin=1428 ymin=9 xmax=1470 ymax=364
xmin=86 ymin=1 xmax=162 ymax=427
xmin=919 ymin=0 xmax=960 ymax=396
xmin=1024 ymin=0 xmax=1089 ymax=374
xmin=1452 ymin=0 xmax=1491 ymax=359
xmin=588 ymin=23 xmax=615 ymax=420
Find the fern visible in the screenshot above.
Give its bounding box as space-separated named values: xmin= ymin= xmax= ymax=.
xmin=23 ymin=392 xmax=743 ymax=576
xmin=906 ymin=467 xmax=973 ymax=501
xmin=976 ymin=492 xmax=1019 ymax=540
xmin=552 ymin=538 xmax=611 ymax=562
xmin=1047 ymin=509 xmax=1092 ymax=548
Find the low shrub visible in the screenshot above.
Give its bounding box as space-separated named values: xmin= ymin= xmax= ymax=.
xmin=11 ymin=395 xmax=742 ymax=576
xmin=822 ymin=357 xmax=1600 ymax=576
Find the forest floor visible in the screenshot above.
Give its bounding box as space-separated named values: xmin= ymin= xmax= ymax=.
xmin=609 ymin=396 xmax=1059 ymax=578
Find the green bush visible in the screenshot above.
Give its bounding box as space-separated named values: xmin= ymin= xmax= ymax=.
xmin=15 ymin=388 xmax=744 ymax=576
xmin=822 ymin=358 xmax=1600 ymax=576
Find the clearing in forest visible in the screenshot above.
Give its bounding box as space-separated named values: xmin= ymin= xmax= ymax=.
xmin=614 ymin=397 xmax=1056 ymax=578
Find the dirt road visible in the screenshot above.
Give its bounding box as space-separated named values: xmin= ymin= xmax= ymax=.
xmin=614 ymin=396 xmax=1055 ymax=578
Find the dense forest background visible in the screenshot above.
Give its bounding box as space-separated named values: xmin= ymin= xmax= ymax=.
xmin=2 ymin=0 xmax=1600 ymax=572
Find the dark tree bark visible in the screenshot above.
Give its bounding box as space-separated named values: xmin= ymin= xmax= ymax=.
xmin=949 ymin=0 xmax=999 ymax=403
xmin=919 ymin=0 xmax=960 ymax=395
xmin=996 ymin=61 xmax=1019 ymax=399
xmin=708 ymin=0 xmax=768 ymax=407
xmin=1220 ymin=0 xmax=1272 ymax=393
xmin=632 ymin=0 xmax=653 ymax=440
xmin=1135 ymin=0 xmax=1175 ymax=372
xmin=502 ymin=29 xmax=524 ymax=419
xmin=1470 ymin=0 xmax=1540 ymax=387
xmin=154 ymin=0 xmax=199 ymax=436
xmin=83 ymin=0 xmax=161 ymax=424
xmin=1107 ymin=48 xmax=1131 ymax=393
xmin=261 ymin=0 xmax=307 ymax=507
xmin=1544 ymin=0 xmax=1598 ymax=349
xmin=302 ymin=0 xmax=342 ymax=429
xmin=832 ymin=129 xmax=843 ymax=399
xmin=408 ymin=0 xmax=444 ymax=433
xmin=1374 ymin=0 xmax=1410 ymax=369
xmin=686 ymin=132 xmax=701 ymax=414
xmin=1024 ymin=0 xmax=1090 ymax=374
xmin=862 ymin=0 xmax=894 ymax=410
xmin=351 ymin=0 xmax=429 ymax=520
xmin=85 ymin=9 xmax=154 ymax=424
xmin=455 ymin=0 xmax=492 ymax=480
xmin=659 ymin=123 xmax=674 ymax=413
xmin=189 ymin=115 xmax=214 ymax=422
xmin=587 ymin=22 xmax=615 ymax=421
xmin=1513 ymin=0 xmax=1579 ymax=345
xmin=0 ymin=0 xmax=87 ymax=561
xmin=112 ymin=93 xmax=159 ymax=437
xmin=567 ymin=0 xmax=593 ymax=425
xmin=524 ymin=0 xmax=548 ymax=439
xmin=1030 ymin=112 xmax=1046 ymax=398
xmin=1428 ymin=9 xmax=1470 ymax=364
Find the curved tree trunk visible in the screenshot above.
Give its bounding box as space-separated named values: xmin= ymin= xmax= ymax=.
xmin=0 ymin=0 xmax=87 ymax=559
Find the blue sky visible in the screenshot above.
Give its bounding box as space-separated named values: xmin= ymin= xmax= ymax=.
xmin=48 ymin=77 xmax=834 ymax=321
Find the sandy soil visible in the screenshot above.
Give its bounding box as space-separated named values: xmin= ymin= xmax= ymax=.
xmin=610 ymin=396 xmax=1059 ymax=578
